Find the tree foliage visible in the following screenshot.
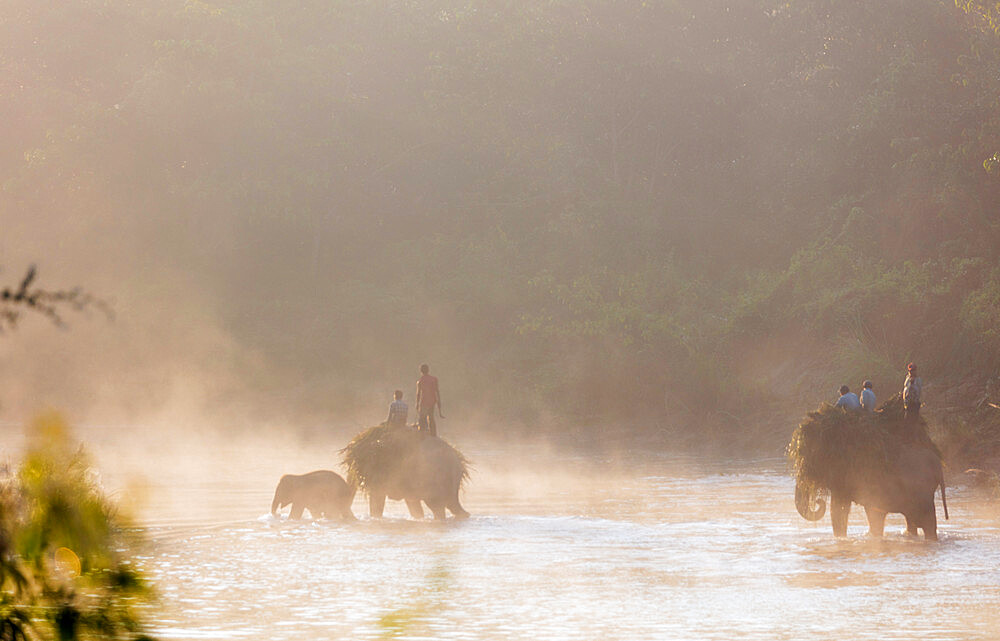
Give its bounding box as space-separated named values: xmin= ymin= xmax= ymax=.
xmin=3 ymin=0 xmax=1000 ymax=428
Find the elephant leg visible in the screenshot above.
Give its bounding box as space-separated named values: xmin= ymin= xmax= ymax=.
xmin=904 ymin=515 xmax=919 ymax=536
xmin=922 ymin=517 xmax=938 ymax=541
xmin=864 ymin=506 xmax=886 ymax=538
xmin=830 ymin=495 xmax=851 ymax=537
xmin=290 ymin=503 xmax=305 ymax=520
xmin=405 ymin=499 xmax=425 ymax=519
xmin=369 ymin=494 xmax=386 ymax=518
xmin=919 ymin=501 xmax=938 ymax=541
xmin=340 ymin=506 xmax=357 ymax=521
xmin=425 ymin=499 xmax=447 ymax=520
xmin=447 ymin=491 xmax=470 ymax=519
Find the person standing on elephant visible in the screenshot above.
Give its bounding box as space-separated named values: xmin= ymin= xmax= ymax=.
xmin=860 ymin=380 xmax=876 ymax=412
xmin=902 ymin=362 xmax=922 ymax=423
xmin=416 ymin=363 xmax=442 ymax=436
xmin=386 ymin=390 xmax=408 ymax=428
xmin=834 ymin=385 xmax=861 ymax=411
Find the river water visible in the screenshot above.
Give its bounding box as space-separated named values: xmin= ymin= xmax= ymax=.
xmin=101 ymin=433 xmax=999 ymax=641
xmin=5 ymin=426 xmax=1000 ymax=640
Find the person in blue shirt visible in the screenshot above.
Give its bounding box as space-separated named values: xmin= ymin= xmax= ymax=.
xmin=385 ymin=390 xmax=409 ymax=428
xmin=860 ymin=380 xmax=876 ymax=412
xmin=834 ymin=385 xmax=861 ymax=411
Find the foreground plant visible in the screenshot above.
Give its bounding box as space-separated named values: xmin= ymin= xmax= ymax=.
xmin=0 ymin=414 xmax=154 ymax=640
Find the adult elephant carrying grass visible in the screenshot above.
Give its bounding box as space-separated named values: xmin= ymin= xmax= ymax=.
xmin=788 ymin=396 xmax=948 ymax=540
xmin=341 ymin=425 xmax=470 ymax=520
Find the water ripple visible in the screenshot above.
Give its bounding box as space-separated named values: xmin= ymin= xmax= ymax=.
xmin=138 ymin=465 xmax=1000 ymax=641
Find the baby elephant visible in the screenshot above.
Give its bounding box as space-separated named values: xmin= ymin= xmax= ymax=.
xmin=271 ymin=470 xmax=356 ymax=521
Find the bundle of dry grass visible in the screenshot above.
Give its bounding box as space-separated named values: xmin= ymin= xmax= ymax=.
xmin=340 ymin=425 xmax=470 ymax=493
xmin=787 ymin=393 xmax=939 ymax=494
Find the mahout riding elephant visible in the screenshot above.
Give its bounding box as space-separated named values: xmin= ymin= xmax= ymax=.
xmin=789 ymin=400 xmax=948 ymax=540
xmin=270 ymin=470 xmax=356 ymax=521
xmin=341 ymin=426 xmax=470 ymax=520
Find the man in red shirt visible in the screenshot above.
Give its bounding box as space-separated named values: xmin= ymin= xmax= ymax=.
xmin=415 ymin=363 xmax=442 ymax=436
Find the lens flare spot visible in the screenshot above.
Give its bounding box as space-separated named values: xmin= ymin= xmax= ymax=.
xmin=54 ymin=547 xmax=81 ymax=579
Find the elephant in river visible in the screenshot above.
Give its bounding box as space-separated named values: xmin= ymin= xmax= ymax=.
xmin=271 ymin=470 xmax=356 ymax=521
xmin=795 ymin=443 xmax=948 ymax=540
xmin=341 ymin=426 xmax=470 ymax=520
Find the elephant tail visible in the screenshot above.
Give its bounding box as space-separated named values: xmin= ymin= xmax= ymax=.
xmin=940 ymin=479 xmax=949 ymax=521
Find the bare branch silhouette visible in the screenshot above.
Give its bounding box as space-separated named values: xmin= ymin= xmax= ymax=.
xmin=0 ymin=265 xmax=113 ymax=333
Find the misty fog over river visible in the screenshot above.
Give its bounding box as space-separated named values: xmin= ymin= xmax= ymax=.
xmin=32 ymin=426 xmax=996 ymax=641
xmin=5 ymin=2 xmax=1000 ymax=640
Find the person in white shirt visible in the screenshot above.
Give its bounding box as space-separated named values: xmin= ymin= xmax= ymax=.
xmin=902 ymin=362 xmax=922 ymax=423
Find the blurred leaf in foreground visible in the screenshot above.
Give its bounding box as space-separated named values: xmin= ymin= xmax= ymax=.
xmin=0 ymin=413 xmax=155 ymax=641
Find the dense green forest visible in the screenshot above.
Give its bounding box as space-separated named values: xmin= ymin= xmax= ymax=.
xmin=2 ymin=0 xmax=999 ymax=455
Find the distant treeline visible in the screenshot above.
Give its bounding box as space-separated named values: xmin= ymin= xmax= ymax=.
xmin=3 ymin=1 xmax=999 ymax=433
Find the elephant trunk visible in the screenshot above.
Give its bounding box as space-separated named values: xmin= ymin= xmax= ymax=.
xmin=271 ymin=477 xmax=287 ymax=514
xmin=795 ymin=480 xmax=826 ymax=521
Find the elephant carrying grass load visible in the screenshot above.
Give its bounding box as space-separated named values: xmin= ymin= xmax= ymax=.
xmin=341 ymin=425 xmax=470 ymax=520
xmin=787 ymin=394 xmax=948 ymax=540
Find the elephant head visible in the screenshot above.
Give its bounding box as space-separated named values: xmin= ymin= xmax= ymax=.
xmin=795 ymin=481 xmax=826 ymax=521
xmin=271 ymin=475 xmax=292 ymax=514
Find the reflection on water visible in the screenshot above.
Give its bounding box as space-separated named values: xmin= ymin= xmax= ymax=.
xmin=125 ymin=449 xmax=1000 ymax=641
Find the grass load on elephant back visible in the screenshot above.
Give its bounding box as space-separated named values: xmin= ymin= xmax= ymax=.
xmin=341 ymin=425 xmax=470 ymax=493
xmin=787 ymin=394 xmax=940 ymax=497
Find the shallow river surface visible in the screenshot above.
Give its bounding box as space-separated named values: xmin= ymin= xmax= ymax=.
xmin=100 ymin=435 xmax=1000 ymax=641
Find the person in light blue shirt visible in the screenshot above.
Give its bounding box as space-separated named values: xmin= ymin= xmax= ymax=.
xmin=385 ymin=390 xmax=409 ymax=427
xmin=860 ymin=380 xmax=876 ymax=412
xmin=834 ymin=385 xmax=861 ymax=411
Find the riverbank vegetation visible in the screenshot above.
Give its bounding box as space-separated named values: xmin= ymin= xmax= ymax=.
xmin=3 ymin=1 xmax=999 ymax=470
xmin=0 ymin=415 xmax=154 ymax=640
